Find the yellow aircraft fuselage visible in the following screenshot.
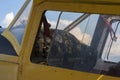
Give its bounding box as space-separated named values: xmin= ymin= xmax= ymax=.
xmin=0 ymin=0 xmax=120 ymax=80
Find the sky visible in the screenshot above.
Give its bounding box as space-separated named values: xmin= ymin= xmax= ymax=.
xmin=0 ymin=0 xmax=25 ymax=28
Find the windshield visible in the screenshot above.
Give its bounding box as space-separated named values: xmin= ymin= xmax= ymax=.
xmin=9 ymin=0 xmax=33 ymax=44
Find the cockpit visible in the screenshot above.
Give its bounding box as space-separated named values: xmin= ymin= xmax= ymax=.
xmin=30 ymin=10 xmax=120 ymax=77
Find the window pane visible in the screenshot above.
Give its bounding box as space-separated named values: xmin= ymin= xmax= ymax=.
xmin=102 ymin=21 xmax=120 ymax=63
xmin=10 ymin=0 xmax=32 ymax=44
xmin=31 ymin=10 xmax=120 ymax=78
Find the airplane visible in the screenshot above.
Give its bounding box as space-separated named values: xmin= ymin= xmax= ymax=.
xmin=0 ymin=0 xmax=120 ymax=80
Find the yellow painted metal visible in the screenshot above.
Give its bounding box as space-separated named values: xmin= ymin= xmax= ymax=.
xmin=0 ymin=54 xmax=18 ymax=64
xmin=34 ymin=0 xmax=120 ymax=5
xmin=21 ymin=63 xmax=100 ymax=80
xmin=0 ymin=0 xmax=120 ymax=80
xmin=0 ymin=61 xmax=18 ymax=80
xmin=19 ymin=0 xmax=120 ymax=80
xmin=100 ymin=76 xmax=120 ymax=80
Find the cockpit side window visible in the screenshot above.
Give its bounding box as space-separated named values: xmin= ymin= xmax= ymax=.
xmin=31 ymin=10 xmax=120 ymax=78
xmin=0 ymin=0 xmax=33 ymax=56
xmin=102 ymin=21 xmax=120 ymax=63
xmin=9 ymin=0 xmax=32 ymax=44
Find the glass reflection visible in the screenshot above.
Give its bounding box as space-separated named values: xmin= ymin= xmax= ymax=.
xmin=31 ymin=11 xmax=120 ymax=78
xmin=10 ymin=0 xmax=32 ymax=44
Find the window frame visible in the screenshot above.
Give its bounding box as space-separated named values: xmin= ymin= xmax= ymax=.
xmin=14 ymin=1 xmax=120 ymax=79
xmin=2 ymin=0 xmax=32 ymax=55
xmin=0 ymin=54 xmax=18 ymax=64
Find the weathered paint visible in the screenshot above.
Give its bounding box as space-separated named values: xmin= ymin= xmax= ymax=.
xmin=0 ymin=0 xmax=120 ymax=80
xmin=0 ymin=61 xmax=18 ymax=80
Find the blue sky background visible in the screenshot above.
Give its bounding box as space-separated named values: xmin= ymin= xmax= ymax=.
xmin=0 ymin=0 xmax=25 ymax=28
